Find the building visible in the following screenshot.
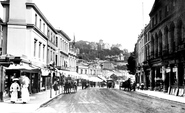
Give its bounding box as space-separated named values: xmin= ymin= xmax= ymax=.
xmin=1 ymin=0 xmax=51 ymax=94
xmin=137 ymin=0 xmax=185 ymax=97
xmin=56 ymin=29 xmax=70 ymax=71
xmin=0 ymin=0 xmax=77 ymax=99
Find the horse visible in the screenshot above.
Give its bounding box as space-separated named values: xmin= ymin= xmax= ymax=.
xmin=119 ymin=79 xmax=132 ymax=91
xmin=82 ymin=80 xmax=89 ymax=89
xmin=70 ymin=81 xmax=77 ymax=93
xmin=64 ymin=80 xmax=71 ymax=94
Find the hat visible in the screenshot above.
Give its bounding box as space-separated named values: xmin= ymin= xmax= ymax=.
xmin=13 ymin=78 xmax=19 ymax=81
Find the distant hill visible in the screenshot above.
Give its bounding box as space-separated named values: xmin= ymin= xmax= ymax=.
xmin=75 ymin=40 xmax=129 ymax=62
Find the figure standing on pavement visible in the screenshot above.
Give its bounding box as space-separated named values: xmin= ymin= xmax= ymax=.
xmin=53 ymin=80 xmax=59 ymax=95
xmin=19 ymin=75 xmax=30 ymax=104
xmin=10 ymin=78 xmax=20 ymax=103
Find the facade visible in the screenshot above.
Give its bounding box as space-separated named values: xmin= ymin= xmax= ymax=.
xmin=0 ymin=0 xmax=77 ymax=99
xmin=56 ymin=29 xmax=70 ymax=71
xmin=0 ymin=18 xmax=2 ymax=55
xmin=68 ymin=44 xmax=77 ymax=72
xmin=136 ymin=29 xmax=145 ymax=87
xmin=136 ymin=0 xmax=185 ymax=97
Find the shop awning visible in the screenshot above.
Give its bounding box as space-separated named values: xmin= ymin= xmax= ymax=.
xmin=6 ymin=63 xmax=36 ymax=70
xmin=89 ymin=76 xmax=103 ymax=82
xmin=78 ymin=74 xmax=90 ymax=80
xmin=58 ymin=70 xmax=70 ymax=77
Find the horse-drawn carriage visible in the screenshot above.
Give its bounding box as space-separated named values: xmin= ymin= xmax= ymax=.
xmin=107 ymin=79 xmax=115 ymax=88
xmin=119 ymin=78 xmax=136 ymax=91
xmin=81 ymin=79 xmax=89 ymax=89
xmin=63 ymin=76 xmax=77 ymax=94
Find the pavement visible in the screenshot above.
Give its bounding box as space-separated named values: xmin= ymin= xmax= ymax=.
xmin=1 ymin=85 xmax=185 ymax=113
xmin=136 ymin=89 xmax=185 ymax=104
xmin=0 ymin=86 xmax=65 ymax=113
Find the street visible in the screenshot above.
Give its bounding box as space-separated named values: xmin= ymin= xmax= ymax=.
xmin=35 ymin=87 xmax=185 ymax=113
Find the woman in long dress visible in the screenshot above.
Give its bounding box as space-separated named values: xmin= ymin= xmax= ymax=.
xmin=19 ymin=75 xmax=30 ymax=104
xmin=10 ymin=78 xmax=20 ymax=103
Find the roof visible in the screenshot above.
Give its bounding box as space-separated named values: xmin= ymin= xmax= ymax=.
xmin=56 ymin=29 xmax=71 ymax=41
xmin=149 ymin=0 xmax=160 ymax=16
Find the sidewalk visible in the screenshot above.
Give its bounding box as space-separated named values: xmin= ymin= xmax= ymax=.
xmin=114 ymin=84 xmax=185 ymax=104
xmin=136 ymin=89 xmax=185 ymax=104
xmin=0 ymin=87 xmax=64 ymax=113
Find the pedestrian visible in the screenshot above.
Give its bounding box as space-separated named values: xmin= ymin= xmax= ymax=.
xmin=20 ymin=75 xmax=30 ymax=104
xmin=53 ymin=80 xmax=59 ymax=95
xmin=10 ymin=78 xmax=20 ymax=103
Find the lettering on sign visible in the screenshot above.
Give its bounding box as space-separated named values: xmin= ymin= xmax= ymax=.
xmin=178 ymin=88 xmax=184 ymax=97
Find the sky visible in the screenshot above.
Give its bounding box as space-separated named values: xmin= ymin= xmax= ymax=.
xmin=34 ymin=0 xmax=155 ymax=52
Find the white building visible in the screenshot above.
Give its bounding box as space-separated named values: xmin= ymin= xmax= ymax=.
xmin=1 ymin=0 xmax=50 ymax=69
xmin=0 ymin=0 xmax=77 ymax=94
xmin=56 ymin=30 xmax=70 ymax=70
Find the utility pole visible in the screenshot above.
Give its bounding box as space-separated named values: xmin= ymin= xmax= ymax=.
xmin=142 ymin=1 xmax=145 ymax=27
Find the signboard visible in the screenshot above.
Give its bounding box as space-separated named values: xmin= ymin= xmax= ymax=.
xmin=178 ymin=88 xmax=184 ymax=97
xmin=166 ymin=67 xmax=170 ymax=73
xmin=173 ymin=66 xmax=177 ymax=72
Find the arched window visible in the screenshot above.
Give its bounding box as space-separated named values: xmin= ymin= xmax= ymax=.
xmin=164 ymin=26 xmax=169 ymax=54
xmin=177 ymin=19 xmax=183 ymax=46
xmin=150 ymin=35 xmax=154 ymax=58
xmin=158 ymin=31 xmax=162 ymax=56
xmin=169 ymin=22 xmax=175 ymax=53
xmin=155 ymin=33 xmax=158 ymax=57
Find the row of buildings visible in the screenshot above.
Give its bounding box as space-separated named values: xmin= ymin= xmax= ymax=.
xmin=135 ymin=0 xmax=185 ymax=97
xmin=0 ymin=0 xmax=104 ymax=101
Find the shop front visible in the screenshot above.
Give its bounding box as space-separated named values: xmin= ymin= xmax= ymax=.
xmin=5 ymin=63 xmax=41 ymax=97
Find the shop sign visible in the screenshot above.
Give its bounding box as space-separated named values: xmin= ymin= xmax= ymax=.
xmin=173 ymin=66 xmax=177 ymax=72
xmin=166 ymin=67 xmax=170 ymax=73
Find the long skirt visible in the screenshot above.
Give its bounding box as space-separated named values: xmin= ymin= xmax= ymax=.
xmin=21 ymin=87 xmax=30 ymax=103
xmin=10 ymin=91 xmax=18 ymax=102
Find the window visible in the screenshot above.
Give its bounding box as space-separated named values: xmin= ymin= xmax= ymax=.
xmin=39 ymin=42 xmax=41 ymax=58
xmin=152 ymin=17 xmax=154 ymax=27
xmin=173 ymin=0 xmax=176 ymax=7
xmin=34 ymin=39 xmax=37 ymax=57
xmin=43 ymin=44 xmax=45 ymax=60
xmin=43 ymin=23 xmax=45 ymax=33
xmin=35 ymin=14 xmax=37 ymax=26
xmin=155 ymin=14 xmax=158 ymax=24
xmin=47 ymin=48 xmax=50 ymax=63
xmin=56 ymin=36 xmax=58 ymax=47
xmin=159 ymin=10 xmax=162 ymax=21
xmin=51 ymin=32 xmax=52 ymax=42
xmin=50 ymin=50 xmax=52 ymax=61
xmin=39 ymin=19 xmax=42 ymax=29
xmin=47 ymin=29 xmax=50 ymax=38
xmin=165 ymin=5 xmax=169 ymax=16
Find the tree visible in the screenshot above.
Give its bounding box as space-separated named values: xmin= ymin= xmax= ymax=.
xmin=127 ymin=53 xmax=136 ymax=75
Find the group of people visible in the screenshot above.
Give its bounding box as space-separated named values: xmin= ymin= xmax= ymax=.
xmin=10 ymin=75 xmax=30 ymax=104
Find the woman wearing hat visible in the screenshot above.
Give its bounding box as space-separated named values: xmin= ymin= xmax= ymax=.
xmin=10 ymin=78 xmax=20 ymax=103
xmin=19 ymin=75 xmax=30 ymax=104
